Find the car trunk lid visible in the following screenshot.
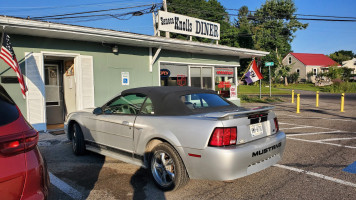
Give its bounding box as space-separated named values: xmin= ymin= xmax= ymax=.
xmin=203 ymin=106 xmax=277 ymax=144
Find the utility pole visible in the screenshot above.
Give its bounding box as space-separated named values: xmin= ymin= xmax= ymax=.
xmin=163 ymin=0 xmax=170 ymax=38
xmin=152 ymin=10 xmax=157 ymax=36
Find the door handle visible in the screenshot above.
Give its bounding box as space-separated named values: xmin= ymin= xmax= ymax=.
xmin=122 ymin=121 xmax=132 ymax=128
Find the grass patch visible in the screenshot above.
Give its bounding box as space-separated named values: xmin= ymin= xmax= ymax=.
xmin=321 ymin=82 xmax=356 ymax=93
xmin=239 ymin=94 xmax=284 ymax=103
xmin=238 ymin=85 xmax=290 ymax=95
xmin=275 ymin=83 xmax=319 ymax=91
xmin=274 ymin=82 xmax=356 ymax=93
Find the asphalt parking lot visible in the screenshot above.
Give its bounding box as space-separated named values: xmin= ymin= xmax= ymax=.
xmin=39 ymin=91 xmax=356 ymax=200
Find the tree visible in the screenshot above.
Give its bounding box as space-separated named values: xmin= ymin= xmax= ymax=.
xmin=329 ymin=50 xmax=355 ymax=64
xmin=326 ymin=66 xmax=341 ymax=80
xmin=340 ymin=67 xmax=353 ymax=81
xmin=315 ymin=71 xmax=327 ymax=84
xmin=288 ymin=72 xmax=299 ymax=83
xmin=166 ymin=0 xmax=239 ymax=47
xmin=234 ymin=6 xmax=254 ymax=49
xmin=237 ymin=0 xmax=308 ymax=80
xmin=274 ymin=52 xmax=292 ymax=85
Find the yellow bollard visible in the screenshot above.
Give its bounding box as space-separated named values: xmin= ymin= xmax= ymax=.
xmin=291 ymin=90 xmax=295 ymax=103
xmin=296 ymin=94 xmax=300 ymax=113
xmin=341 ymin=93 xmax=345 ymax=112
xmin=316 ymin=91 xmax=319 ymax=107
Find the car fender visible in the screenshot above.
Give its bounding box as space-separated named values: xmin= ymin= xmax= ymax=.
xmin=65 ymin=112 xmax=91 ymax=140
xmin=135 ymin=127 xmax=182 ymax=156
xmin=135 ymin=129 xmax=197 ymax=176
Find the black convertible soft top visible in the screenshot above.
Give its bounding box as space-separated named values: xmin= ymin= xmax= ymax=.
xmin=121 ymin=86 xmax=238 ymax=116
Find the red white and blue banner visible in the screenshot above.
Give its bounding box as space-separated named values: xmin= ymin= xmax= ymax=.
xmin=245 ymin=59 xmax=263 ymax=84
xmin=0 ymin=33 xmax=27 ymax=98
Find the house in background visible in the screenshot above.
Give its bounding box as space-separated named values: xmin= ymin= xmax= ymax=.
xmin=342 ymin=58 xmax=356 ymax=74
xmin=282 ymin=53 xmax=340 ymax=83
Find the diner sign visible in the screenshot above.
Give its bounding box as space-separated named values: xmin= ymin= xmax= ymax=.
xmin=158 ymin=11 xmax=220 ymax=40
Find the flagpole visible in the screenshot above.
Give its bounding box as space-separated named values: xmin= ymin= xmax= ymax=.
xmin=238 ymin=59 xmax=253 ymax=96
xmin=1 ymin=26 xmax=5 ymax=46
xmin=240 ymin=58 xmax=254 ymax=81
xmin=259 ymin=61 xmax=262 ymax=99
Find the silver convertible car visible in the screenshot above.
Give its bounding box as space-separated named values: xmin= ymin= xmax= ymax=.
xmin=65 ymin=86 xmax=286 ymax=191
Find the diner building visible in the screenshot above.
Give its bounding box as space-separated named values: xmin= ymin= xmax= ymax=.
xmin=0 ymin=16 xmax=268 ymax=131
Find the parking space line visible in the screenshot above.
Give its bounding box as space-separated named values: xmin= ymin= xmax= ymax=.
xmin=315 ymin=137 xmax=356 ymax=142
xmin=287 ymin=137 xmax=356 ymax=149
xmin=287 ymin=130 xmax=341 ymax=136
xmin=279 ymin=122 xmax=336 ymax=131
xmin=49 ymin=172 xmax=83 ymax=199
xmin=274 ymin=164 xmax=356 ymax=188
xmin=279 ymin=122 xmax=298 ymax=125
xmin=278 ymin=114 xmax=355 ymax=122
xmin=281 ymin=125 xmax=314 ymax=130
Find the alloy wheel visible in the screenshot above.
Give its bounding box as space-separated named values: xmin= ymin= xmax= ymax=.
xmin=151 ymin=151 xmax=176 ymax=187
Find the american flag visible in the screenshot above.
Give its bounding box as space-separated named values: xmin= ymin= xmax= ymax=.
xmin=0 ymin=33 xmax=27 ymax=98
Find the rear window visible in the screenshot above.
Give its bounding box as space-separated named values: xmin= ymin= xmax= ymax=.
xmin=0 ymin=86 xmax=19 ymax=126
xmin=181 ymin=93 xmax=230 ymax=110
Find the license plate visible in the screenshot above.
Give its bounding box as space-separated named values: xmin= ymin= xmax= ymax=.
xmin=250 ymin=123 xmax=263 ymax=137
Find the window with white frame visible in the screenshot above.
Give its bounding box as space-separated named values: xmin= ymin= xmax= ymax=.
xmin=296 ymin=69 xmax=300 ymax=75
xmin=313 ymin=68 xmax=318 ymax=76
xmin=288 ymin=57 xmax=292 ymax=64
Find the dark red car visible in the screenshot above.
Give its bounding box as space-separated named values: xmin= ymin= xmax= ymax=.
xmin=0 ymin=85 xmax=49 ymax=200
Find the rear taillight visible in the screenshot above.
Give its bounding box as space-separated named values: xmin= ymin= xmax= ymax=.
xmin=209 ymin=127 xmax=237 ymax=147
xmin=0 ymin=129 xmax=38 ymax=156
xmin=274 ymin=117 xmax=279 ymax=132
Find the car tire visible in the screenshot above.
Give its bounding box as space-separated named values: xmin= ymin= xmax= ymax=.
xmin=149 ymin=143 xmax=189 ymax=191
xmin=72 ymin=123 xmax=86 ymax=155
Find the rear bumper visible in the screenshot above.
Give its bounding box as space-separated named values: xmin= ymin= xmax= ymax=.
xmin=183 ymin=131 xmax=286 ymax=180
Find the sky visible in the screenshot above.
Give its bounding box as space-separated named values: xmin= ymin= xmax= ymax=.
xmin=1 ymin=0 xmax=355 ymax=55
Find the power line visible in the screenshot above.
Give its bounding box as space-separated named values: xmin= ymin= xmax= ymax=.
xmin=1 ymin=0 xmax=158 ymax=11
xmin=17 ymin=1 xmax=355 ymax=25
xmin=32 ymin=3 xmax=160 ymax=20
xmin=295 ymin=18 xmax=356 ymax=22
xmin=167 ymin=4 xmax=356 ymax=22
xmin=227 ymin=9 xmax=356 ymax=20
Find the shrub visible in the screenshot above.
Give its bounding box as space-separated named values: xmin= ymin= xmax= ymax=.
xmin=323 ymin=82 xmax=356 ymax=93
xmin=288 ymin=72 xmax=299 ymax=83
xmin=332 ymin=78 xmax=343 ymax=84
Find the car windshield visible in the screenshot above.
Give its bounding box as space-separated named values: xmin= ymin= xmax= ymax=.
xmin=0 ymin=86 xmax=19 ymax=126
xmin=181 ymin=93 xmax=230 ymax=110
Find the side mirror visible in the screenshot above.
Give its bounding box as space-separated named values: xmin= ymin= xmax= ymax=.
xmin=93 ymin=107 xmax=103 ymax=115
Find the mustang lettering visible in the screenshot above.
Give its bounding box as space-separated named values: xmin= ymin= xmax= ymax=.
xmin=252 ymin=142 xmax=282 ymax=157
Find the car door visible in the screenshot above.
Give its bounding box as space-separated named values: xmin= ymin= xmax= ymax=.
xmin=93 ymin=94 xmax=146 ymax=154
